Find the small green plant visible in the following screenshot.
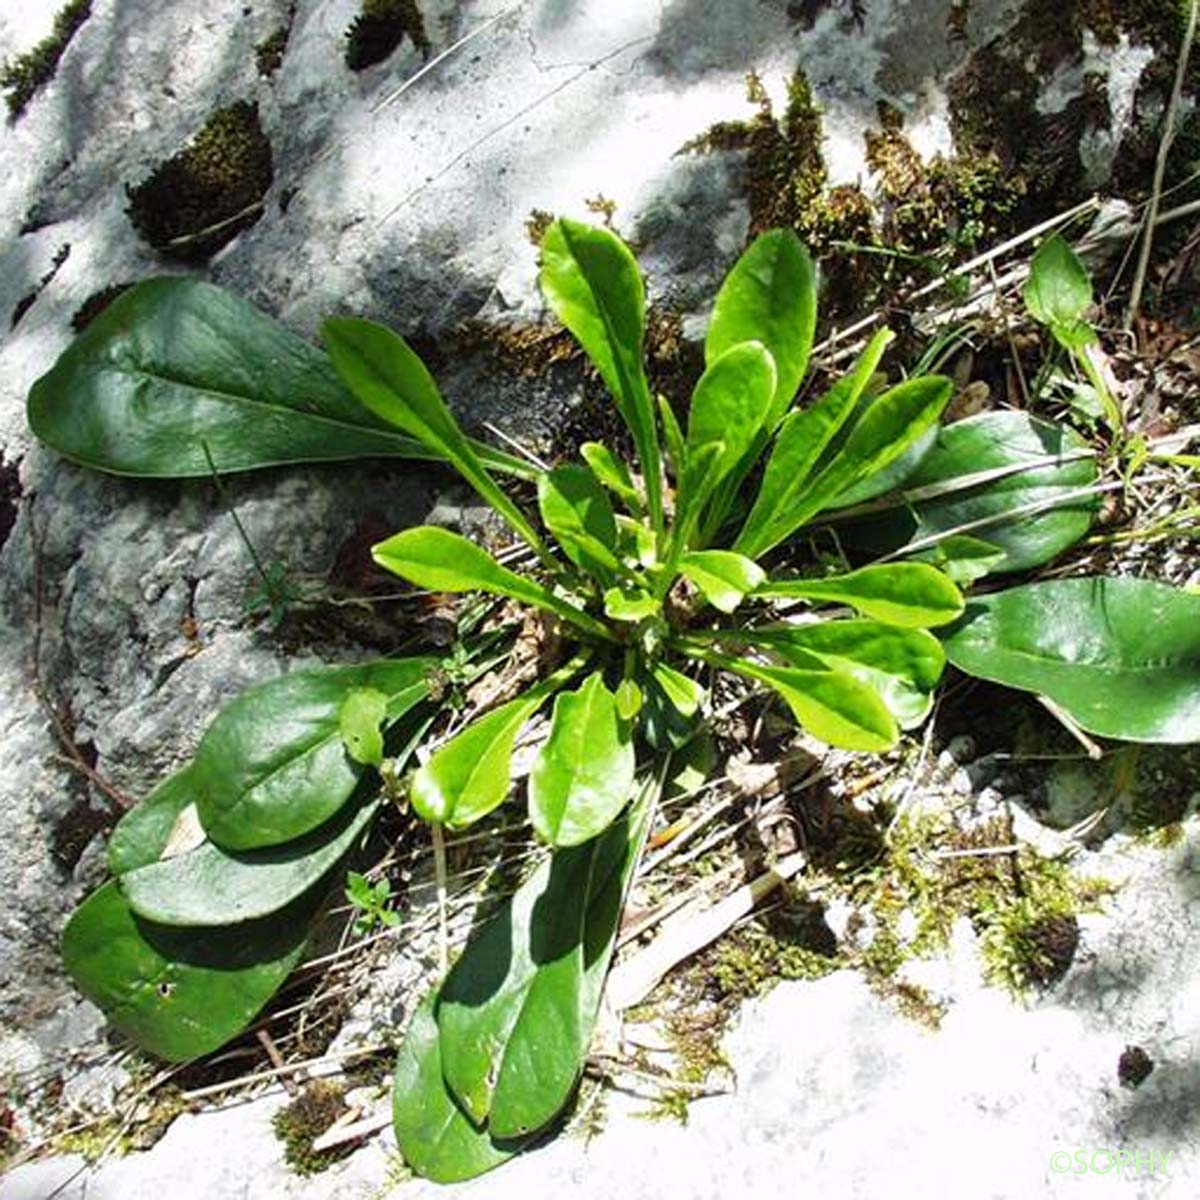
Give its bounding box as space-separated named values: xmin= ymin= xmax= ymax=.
xmin=345 ymin=869 xmax=401 ymax=936
xmin=1023 ymin=233 xmax=1124 ymax=442
xmin=1024 ymin=234 xmax=1200 ymax=480
xmin=28 ymin=217 xmax=1200 ymax=1185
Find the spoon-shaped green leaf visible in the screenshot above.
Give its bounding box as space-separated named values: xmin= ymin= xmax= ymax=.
xmin=758 ymin=563 xmax=964 ymax=628
xmin=529 ymin=673 xmax=635 ymax=847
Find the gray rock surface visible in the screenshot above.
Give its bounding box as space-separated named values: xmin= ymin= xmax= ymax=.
xmin=0 ymin=0 xmax=1192 ymax=1195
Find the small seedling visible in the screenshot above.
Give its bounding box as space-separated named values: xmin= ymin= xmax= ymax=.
xmin=345 ymin=870 xmax=402 ymax=936
xmin=1023 ymin=233 xmax=1124 ymax=443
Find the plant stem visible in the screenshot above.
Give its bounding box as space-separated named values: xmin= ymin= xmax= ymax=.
xmin=201 ymin=441 xmax=274 ymax=590
xmin=1073 ymin=344 xmax=1124 ymax=448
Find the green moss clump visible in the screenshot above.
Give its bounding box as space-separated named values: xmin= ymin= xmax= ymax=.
xmin=345 ymin=0 xmax=431 ymax=71
xmin=680 ymin=71 xmax=1028 ymax=321
xmin=981 ymin=907 xmax=1080 ymax=992
xmin=272 ymin=1082 xmax=354 ymax=1177
xmin=744 ymin=72 xmax=828 ymax=239
xmin=710 ymin=923 xmax=840 ymax=999
xmin=856 ymin=809 xmax=1109 ymax=999
xmin=56 ymin=1119 xmax=133 ymax=1161
xmin=923 ymin=153 xmax=1024 ymax=248
xmin=257 ymin=30 xmax=288 ymax=78
xmin=678 ymin=71 xmax=826 ymax=239
xmin=256 ymin=4 xmax=297 ymax=78
xmin=865 ymin=104 xmax=1024 ymax=256
xmin=642 ymin=1087 xmax=696 ymax=1125
xmin=126 ymin=101 xmax=273 ymax=262
xmin=0 ymin=0 xmax=91 ymax=121
xmin=677 ymin=120 xmax=757 ymax=156
xmin=633 ymin=892 xmax=837 ymax=1124
xmin=55 ymin=1089 xmax=185 ymax=1160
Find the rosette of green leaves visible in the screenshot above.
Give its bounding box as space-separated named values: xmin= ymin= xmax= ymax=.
xmin=322 ymin=220 xmax=962 ymax=865
xmin=314 ymin=220 xmax=968 ymax=1181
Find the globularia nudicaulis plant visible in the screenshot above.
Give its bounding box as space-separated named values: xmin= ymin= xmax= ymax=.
xmin=28 ymin=220 xmax=1200 ymax=1184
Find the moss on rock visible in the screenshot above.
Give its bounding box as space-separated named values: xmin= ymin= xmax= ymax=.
xmin=680 ymin=70 xmax=1025 ymax=323
xmin=126 ymin=101 xmax=273 ymax=262
xmin=272 ymin=1082 xmax=355 ymax=1176
xmin=345 ymin=0 xmax=430 ymax=71
xmin=256 ymin=7 xmax=296 ymax=79
xmin=0 ymin=0 xmax=91 ymax=121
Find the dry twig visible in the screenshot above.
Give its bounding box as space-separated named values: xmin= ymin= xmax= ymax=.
xmin=1126 ymin=0 xmax=1200 ymax=329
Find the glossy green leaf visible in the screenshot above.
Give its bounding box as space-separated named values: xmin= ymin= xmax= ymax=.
xmin=652 ymin=663 xmax=705 ymax=719
xmin=1052 ymin=319 xmax=1098 ymax=352
xmin=411 ymin=701 xmax=539 ymax=829
xmin=942 ymin=578 xmax=1200 ymax=743
xmin=122 ymin=798 xmax=379 ymax=926
xmin=658 ymin=394 xmax=687 ymax=481
xmin=108 ymin=767 xmax=203 ymax=876
xmin=323 ymin=318 xmax=547 ymax=557
xmin=616 ymin=516 xmax=658 ymax=569
xmin=732 ymin=621 xmax=945 ymax=729
xmin=194 ymin=658 xmax=432 ymax=851
xmin=580 ymin=442 xmax=640 ymax=511
xmin=759 ymin=563 xmax=964 ymax=628
xmin=373 ymin=526 xmax=610 ymax=640
xmin=639 ymin=669 xmax=701 ymax=751
xmin=1024 ymin=234 xmax=1092 ymax=331
xmin=664 ymin=732 xmax=718 ymax=802
xmin=338 ymin=688 xmax=388 ymax=767
xmin=603 ymin=586 xmax=660 ymax=623
xmin=801 ymin=375 xmax=953 ymax=528
xmin=831 ymin=424 xmax=937 ymax=508
xmin=718 ymin=653 xmax=898 ymax=752
xmin=63 ymin=881 xmax=313 ymax=1062
xmin=614 ymin=678 xmax=643 ymax=720
xmin=26 ymin=277 xmax=525 ymax=479
xmin=411 ymin=665 xmax=578 ymax=828
xmin=676 ymin=342 xmax=776 ymax=541
xmin=392 ymin=989 xmax=529 ymax=1183
xmin=529 ymin=674 xmax=635 ymax=847
xmin=437 ymin=785 xmax=654 ymax=1135
xmin=540 ymin=219 xmax=663 ymax=530
xmin=537 ymin=465 xmax=619 ymax=579
xmin=705 ymin=229 xmax=817 ymax=428
xmin=915 ymin=534 xmax=1007 ymax=585
xmin=679 ymin=550 xmax=765 ymax=613
xmin=734 ymin=329 xmax=893 ymax=558
xmin=837 ymin=411 xmax=1099 ymax=575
